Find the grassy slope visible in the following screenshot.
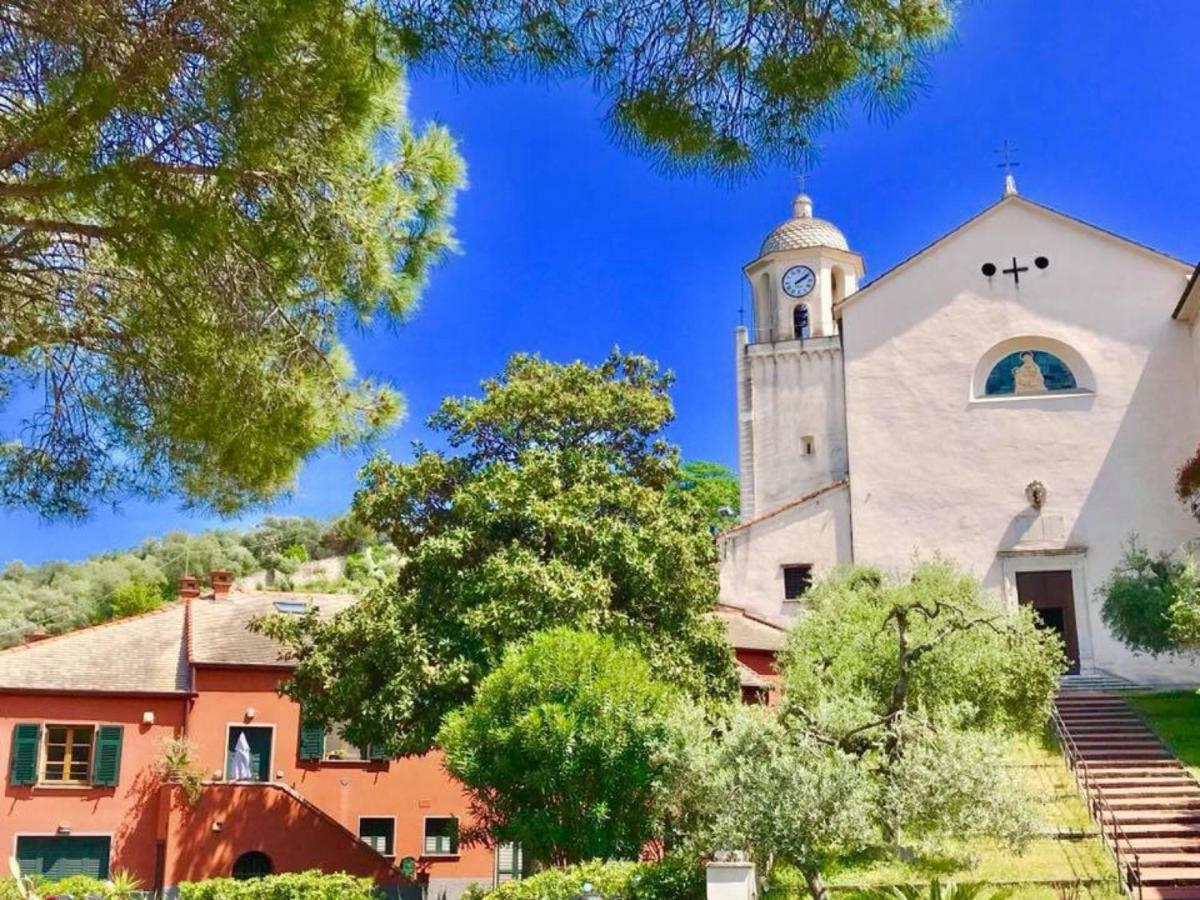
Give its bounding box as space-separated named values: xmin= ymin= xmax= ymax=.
xmin=1127 ymin=690 xmax=1200 ymax=777
xmin=819 ymin=735 xmax=1120 ymax=898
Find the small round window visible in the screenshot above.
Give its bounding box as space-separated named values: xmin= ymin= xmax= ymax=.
xmin=984 ymin=350 xmax=1078 ymax=396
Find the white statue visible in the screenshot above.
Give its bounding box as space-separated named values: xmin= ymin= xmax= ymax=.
xmin=1013 ymin=352 xmax=1045 ymax=394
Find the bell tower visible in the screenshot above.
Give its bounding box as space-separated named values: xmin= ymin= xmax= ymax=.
xmin=735 ymin=193 xmax=864 ymax=518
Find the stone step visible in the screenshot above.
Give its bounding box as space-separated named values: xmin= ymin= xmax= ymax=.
xmin=1131 ymin=855 xmax=1200 ymax=868
xmin=1094 ymin=778 xmax=1197 ymax=790
xmin=1130 ymin=867 xmax=1200 ymax=887
xmin=1113 ymin=830 xmax=1200 ymax=844
xmin=1130 ymin=888 xmax=1200 ymax=900
xmin=1105 ymin=798 xmax=1200 ymax=811
xmin=1089 ymin=764 xmax=1188 ymax=776
xmin=1104 ymin=816 xmax=1200 ymax=830
xmin=1128 ymin=838 xmax=1200 ymax=853
xmin=1101 ymin=786 xmax=1200 ymax=798
xmin=1060 ymin=715 xmax=1142 ymax=724
xmin=1074 ymin=738 xmax=1165 ymax=748
xmin=1070 ymin=726 xmax=1154 ymax=734
xmin=1078 ymin=750 xmax=1175 ymax=761
xmin=1056 ymin=701 xmax=1136 ymax=709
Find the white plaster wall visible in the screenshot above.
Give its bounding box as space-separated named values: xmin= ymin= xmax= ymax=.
xmin=718 ymin=484 xmax=852 ymax=621
xmin=741 ymin=339 xmax=849 ymax=513
xmin=1190 ymin=314 xmax=1200 ymax=397
xmin=840 ymin=197 xmax=1200 ymax=681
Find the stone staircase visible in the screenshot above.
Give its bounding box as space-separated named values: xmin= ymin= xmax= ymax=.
xmin=1054 ymin=692 xmax=1200 ymax=899
xmin=1060 ymin=671 xmax=1135 ymax=693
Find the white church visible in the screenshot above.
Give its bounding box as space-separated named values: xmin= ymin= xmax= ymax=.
xmin=718 ymin=177 xmax=1200 ymax=683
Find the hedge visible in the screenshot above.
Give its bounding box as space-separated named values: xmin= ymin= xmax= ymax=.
xmin=463 ymin=856 xmax=704 ymax=900
xmin=177 ymin=871 xmax=378 ymax=900
xmin=0 ymin=875 xmax=118 ymax=899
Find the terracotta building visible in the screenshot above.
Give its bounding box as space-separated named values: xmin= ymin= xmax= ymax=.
xmin=1 ymin=575 xmax=782 ymax=896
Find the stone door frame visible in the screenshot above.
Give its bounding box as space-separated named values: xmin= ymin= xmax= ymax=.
xmin=998 ymin=547 xmax=1095 ymax=676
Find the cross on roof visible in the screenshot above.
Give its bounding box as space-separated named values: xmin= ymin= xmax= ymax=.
xmin=995 ymin=140 xmax=1020 ymax=176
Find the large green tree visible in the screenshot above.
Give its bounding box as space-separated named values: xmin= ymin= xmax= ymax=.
xmin=671 ymin=461 xmax=739 ymax=531
xmin=699 ymin=704 xmax=874 ymax=900
xmin=1 ymin=0 xmax=953 ymax=519
xmin=257 ymin=351 xmax=738 ymax=755
xmin=439 ymin=628 xmax=699 ymax=865
xmin=1099 ymin=537 xmax=1200 ymax=655
xmin=0 ymin=0 xmax=464 ymax=518
xmin=779 ymin=563 xmax=1062 ymax=847
xmin=390 ymin=0 xmax=954 ymax=174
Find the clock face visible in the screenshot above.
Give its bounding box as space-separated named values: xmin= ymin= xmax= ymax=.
xmin=782 ymin=265 xmax=816 ymax=297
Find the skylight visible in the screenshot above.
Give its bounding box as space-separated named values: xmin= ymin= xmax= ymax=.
xmin=273 ymin=599 xmax=309 ymax=615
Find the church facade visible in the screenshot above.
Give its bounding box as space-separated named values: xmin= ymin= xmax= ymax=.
xmin=719 ymin=181 xmax=1200 ymax=682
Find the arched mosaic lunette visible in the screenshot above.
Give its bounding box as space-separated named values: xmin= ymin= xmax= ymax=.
xmin=972 ymin=337 xmax=1094 ymax=400
xmin=985 ymin=350 xmax=1078 ymax=395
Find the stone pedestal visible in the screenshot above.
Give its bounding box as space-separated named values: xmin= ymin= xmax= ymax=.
xmin=706 ymin=860 xmax=757 ymax=900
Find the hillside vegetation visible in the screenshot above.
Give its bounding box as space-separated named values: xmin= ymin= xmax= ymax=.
xmin=0 ymin=516 xmax=399 ymax=648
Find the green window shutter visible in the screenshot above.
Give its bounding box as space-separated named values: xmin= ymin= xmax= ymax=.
xmin=91 ymin=725 xmax=124 ymax=787
xmin=9 ymin=723 xmax=40 ymax=786
xmin=366 ymin=744 xmax=389 ymax=762
xmin=16 ymin=836 xmax=110 ymax=880
xmin=298 ymin=722 xmax=325 ymax=761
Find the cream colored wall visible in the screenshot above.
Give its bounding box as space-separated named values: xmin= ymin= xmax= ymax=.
xmin=738 ymin=337 xmax=848 ymax=514
xmin=718 ymin=484 xmax=852 ymax=620
xmin=840 ymin=197 xmax=1200 ymax=680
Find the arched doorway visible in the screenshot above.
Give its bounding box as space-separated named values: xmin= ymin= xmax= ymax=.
xmin=232 ymin=851 xmax=273 ymax=880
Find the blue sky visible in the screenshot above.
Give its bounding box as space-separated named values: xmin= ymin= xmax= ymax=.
xmin=3 ymin=0 xmax=1199 ymax=564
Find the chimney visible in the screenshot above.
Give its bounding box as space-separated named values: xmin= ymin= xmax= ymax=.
xmin=178 ymin=575 xmax=200 ymax=601
xmin=210 ymin=569 xmax=233 ymax=600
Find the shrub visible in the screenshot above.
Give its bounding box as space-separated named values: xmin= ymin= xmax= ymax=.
xmin=469 ymin=862 xmax=640 ymax=900
xmin=0 ymin=873 xmax=131 ymax=900
xmin=158 ymin=737 xmax=205 ymax=806
xmin=439 ymin=629 xmax=698 ymax=865
xmin=462 ymin=858 xmax=704 ymax=900
xmin=106 ymin=580 xmax=166 ymax=619
xmin=1099 ymin=537 xmax=1200 ymax=655
xmin=628 ymin=855 xmax=705 ymax=900
xmin=177 ymin=871 xmax=376 ymax=900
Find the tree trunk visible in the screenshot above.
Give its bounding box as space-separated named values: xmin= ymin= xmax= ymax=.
xmin=805 ymin=870 xmax=829 ymax=900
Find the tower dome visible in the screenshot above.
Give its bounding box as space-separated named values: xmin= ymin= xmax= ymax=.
xmin=760 ymin=193 xmax=849 ymax=255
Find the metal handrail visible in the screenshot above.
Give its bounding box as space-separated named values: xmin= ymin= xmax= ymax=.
xmin=1050 ymin=704 xmax=1144 ymax=900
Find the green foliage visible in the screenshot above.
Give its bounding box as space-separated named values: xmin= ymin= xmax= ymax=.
xmin=177 ymin=871 xmax=376 ymax=900
xmin=0 ymin=0 xmax=464 ymax=519
xmin=465 ymin=857 xmax=702 ymax=900
xmin=1099 ymin=537 xmax=1200 ymax=655
xmin=670 ymin=461 xmax=739 ymax=530
xmin=467 ymin=861 xmax=644 ymax=900
xmin=880 ymin=725 xmax=1035 ymax=852
xmin=698 ymin=705 xmax=874 ymax=896
xmin=105 ymin=581 xmax=166 ymax=619
xmin=781 ymin=563 xmax=1063 ymax=744
xmin=0 ymin=871 xmax=141 ymax=900
xmin=391 ymin=1 xmax=953 ymax=175
xmin=260 ymin=351 xmax=738 ymax=755
xmin=628 ymin=855 xmax=706 ymax=900
xmin=778 ymin=563 xmax=1060 ymax=850
xmin=159 ymin=737 xmax=206 ymax=806
xmin=0 ymin=514 xmax=391 ymax=647
xmin=439 ymin=628 xmax=700 ymax=865
xmin=852 ymin=880 xmax=1014 ymax=900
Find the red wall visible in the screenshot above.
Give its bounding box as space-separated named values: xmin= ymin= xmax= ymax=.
xmin=2 ymin=671 xmax=494 ymax=890
xmin=0 ymin=693 xmax=187 ymax=887
xmin=181 ymin=668 xmax=493 ymax=881
xmin=163 ymin=783 xmax=401 ymax=886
